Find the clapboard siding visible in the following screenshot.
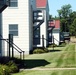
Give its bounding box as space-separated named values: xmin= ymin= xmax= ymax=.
xmin=2 ymin=0 xmax=33 ymax=55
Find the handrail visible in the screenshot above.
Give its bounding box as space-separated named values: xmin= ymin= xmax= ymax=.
xmin=53 ymin=37 xmax=60 ymax=43
xmin=0 ymin=5 xmax=8 ymax=13
xmin=33 ymin=10 xmax=44 ymax=31
xmin=0 ymin=35 xmax=25 ymax=59
xmin=10 ymin=39 xmax=24 ymax=52
xmin=9 ymin=39 xmax=25 ymax=59
xmin=33 ymin=37 xmax=59 ymax=43
xmin=33 ymin=18 xmax=44 ymax=31
xmin=5 ymin=39 xmax=23 ymax=59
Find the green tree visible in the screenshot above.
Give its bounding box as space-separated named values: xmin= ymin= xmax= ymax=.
xmin=57 ymin=4 xmax=72 ymax=32
xmin=70 ymin=18 xmax=76 ymax=37
xmin=69 ymin=11 xmax=76 ymax=24
xmin=69 ymin=11 xmax=76 ymax=36
xmin=57 ymin=4 xmax=72 ymax=18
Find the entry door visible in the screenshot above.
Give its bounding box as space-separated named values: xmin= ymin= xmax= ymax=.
xmin=33 ymin=27 xmax=40 ymax=45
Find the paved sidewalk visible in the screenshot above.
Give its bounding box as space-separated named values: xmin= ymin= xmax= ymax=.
xmin=24 ymin=68 xmax=76 ymax=71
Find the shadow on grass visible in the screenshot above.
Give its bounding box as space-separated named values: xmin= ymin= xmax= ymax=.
xmin=49 ymin=50 xmax=62 ymax=52
xmin=0 ymin=57 xmax=50 ymax=69
xmin=25 ymin=59 xmax=50 ymax=69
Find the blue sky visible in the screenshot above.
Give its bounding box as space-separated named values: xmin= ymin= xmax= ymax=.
xmin=48 ymin=0 xmax=76 ymax=17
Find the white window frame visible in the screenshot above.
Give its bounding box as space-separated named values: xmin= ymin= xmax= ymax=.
xmin=9 ymin=24 xmax=18 ymax=36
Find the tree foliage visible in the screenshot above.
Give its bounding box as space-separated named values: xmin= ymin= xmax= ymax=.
xmin=57 ymin=4 xmax=72 ymax=32
xmin=70 ymin=18 xmax=76 ymax=37
xmin=50 ymin=4 xmax=76 ymax=36
xmin=57 ymin=4 xmax=72 ymax=18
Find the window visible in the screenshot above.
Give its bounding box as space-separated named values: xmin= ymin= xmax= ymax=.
xmin=9 ymin=24 xmax=18 ymax=36
xmin=9 ymin=0 xmax=18 ymax=7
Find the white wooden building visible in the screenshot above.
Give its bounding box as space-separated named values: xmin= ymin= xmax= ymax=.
xmin=0 ymin=0 xmax=49 ymax=56
xmin=33 ymin=0 xmax=49 ymax=48
xmin=48 ymin=20 xmax=60 ymax=45
xmin=1 ymin=0 xmax=33 ymax=56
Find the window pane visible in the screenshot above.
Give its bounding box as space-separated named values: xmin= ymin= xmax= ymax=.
xmin=10 ymin=0 xmax=17 ymax=2
xmin=9 ymin=31 xmax=18 ymax=36
xmin=9 ymin=24 xmax=18 ymax=36
xmin=9 ymin=0 xmax=18 ymax=7
xmin=9 ymin=24 xmax=18 ymax=30
xmin=10 ymin=2 xmax=18 ymax=7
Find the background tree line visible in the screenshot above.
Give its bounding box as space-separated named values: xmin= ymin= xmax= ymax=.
xmin=50 ymin=4 xmax=76 ymax=37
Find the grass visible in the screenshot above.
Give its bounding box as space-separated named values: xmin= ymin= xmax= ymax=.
xmin=24 ymin=43 xmax=76 ymax=68
xmin=56 ymin=43 xmax=76 ymax=67
xmin=13 ymin=70 xmax=76 ymax=75
xmin=12 ymin=43 xmax=76 ymax=75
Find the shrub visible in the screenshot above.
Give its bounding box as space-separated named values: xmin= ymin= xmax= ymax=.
xmin=0 ymin=57 xmax=20 ymax=74
xmin=44 ymin=48 xmax=49 ymax=53
xmin=0 ymin=64 xmax=11 ymax=75
xmin=33 ymin=48 xmax=49 ymax=54
xmin=33 ymin=48 xmax=45 ymax=54
xmin=7 ymin=61 xmax=19 ymax=73
xmin=59 ymin=42 xmax=66 ymax=47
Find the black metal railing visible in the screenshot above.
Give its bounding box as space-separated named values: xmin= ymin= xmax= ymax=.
xmin=0 ymin=35 xmax=25 ymax=60
xmin=33 ymin=19 xmax=44 ymax=31
xmin=9 ymin=39 xmax=25 ymax=60
xmin=33 ymin=10 xmax=44 ymax=31
xmin=0 ymin=0 xmax=9 ymax=13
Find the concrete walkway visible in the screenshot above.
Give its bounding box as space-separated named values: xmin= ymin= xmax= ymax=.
xmin=24 ymin=68 xmax=76 ymax=71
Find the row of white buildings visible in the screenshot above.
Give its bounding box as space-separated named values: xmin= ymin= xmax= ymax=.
xmin=0 ymin=0 xmax=60 ymax=57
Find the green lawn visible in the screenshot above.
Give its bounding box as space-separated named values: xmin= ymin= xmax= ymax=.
xmin=25 ymin=43 xmax=76 ymax=68
xmin=13 ymin=43 xmax=76 ymax=75
xmin=13 ymin=70 xmax=76 ymax=75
